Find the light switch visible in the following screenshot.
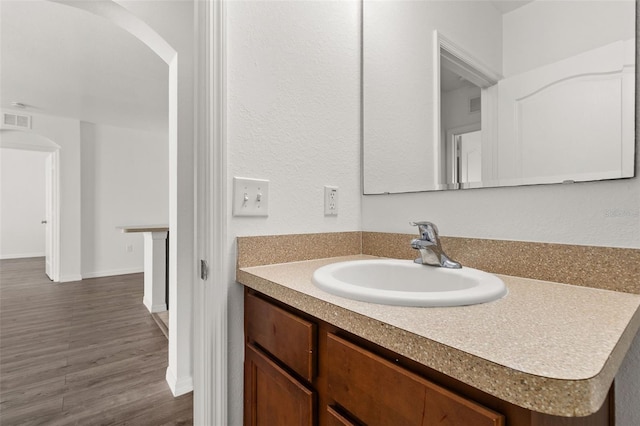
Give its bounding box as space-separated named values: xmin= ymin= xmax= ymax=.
xmin=233 ymin=177 xmax=269 ymax=217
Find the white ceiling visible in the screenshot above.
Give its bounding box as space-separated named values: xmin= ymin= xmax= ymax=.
xmin=490 ymin=0 xmax=535 ymax=15
xmin=0 ymin=0 xmax=168 ymax=132
xmin=0 ymin=0 xmax=531 ymax=132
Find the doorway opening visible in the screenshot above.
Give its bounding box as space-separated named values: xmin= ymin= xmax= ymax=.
xmin=0 ymin=132 xmax=61 ymax=281
xmin=445 ymin=125 xmax=482 ymax=188
xmin=433 ymin=31 xmax=500 ymax=188
xmin=46 ymin=0 xmax=187 ymax=396
xmin=2 ymin=0 xmax=190 ymax=398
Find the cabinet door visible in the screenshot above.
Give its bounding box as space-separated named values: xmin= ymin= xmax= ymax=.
xmin=326 ymin=406 xmax=358 ymax=426
xmin=245 ymin=344 xmax=315 ymax=426
xmin=246 ymin=291 xmax=317 ymax=382
xmin=327 ymin=333 xmax=504 ymax=426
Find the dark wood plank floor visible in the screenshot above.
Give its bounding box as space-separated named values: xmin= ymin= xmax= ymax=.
xmin=0 ymin=257 xmax=193 ymax=425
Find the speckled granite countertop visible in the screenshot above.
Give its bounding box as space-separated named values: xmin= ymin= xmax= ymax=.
xmin=237 ymin=255 xmax=640 ymax=417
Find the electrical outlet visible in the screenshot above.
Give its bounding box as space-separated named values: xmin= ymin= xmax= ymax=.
xmin=126 ymin=244 xmax=134 ymax=253
xmin=324 ymin=186 xmax=338 ymax=216
xmin=233 ymin=177 xmax=269 ymax=217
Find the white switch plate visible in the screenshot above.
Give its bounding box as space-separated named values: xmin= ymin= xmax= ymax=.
xmin=233 ymin=177 xmax=269 ymax=217
xmin=324 ymin=186 xmax=338 ymax=216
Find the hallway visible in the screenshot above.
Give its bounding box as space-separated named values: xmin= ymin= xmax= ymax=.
xmin=0 ymin=257 xmax=192 ymax=425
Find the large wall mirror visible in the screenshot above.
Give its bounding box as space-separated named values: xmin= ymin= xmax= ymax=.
xmin=363 ymin=0 xmax=636 ymax=194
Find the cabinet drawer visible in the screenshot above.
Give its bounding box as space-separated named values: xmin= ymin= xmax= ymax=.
xmin=245 ymin=291 xmax=316 ymax=381
xmin=327 ymin=333 xmax=504 ymax=426
xmin=245 ymin=344 xmax=315 ymax=426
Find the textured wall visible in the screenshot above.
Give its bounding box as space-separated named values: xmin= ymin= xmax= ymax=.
xmin=362 ymin=176 xmax=640 ymax=249
xmin=227 ymin=1 xmax=361 ymax=237
xmin=227 ymin=1 xmax=362 ymax=423
xmin=226 ymin=1 xmax=639 ymax=423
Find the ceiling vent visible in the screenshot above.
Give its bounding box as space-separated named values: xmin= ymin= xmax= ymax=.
xmin=2 ymin=112 xmax=32 ymax=130
xmin=469 ymin=96 xmax=481 ymax=114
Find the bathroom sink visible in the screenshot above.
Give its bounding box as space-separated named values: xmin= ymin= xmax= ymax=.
xmin=312 ymin=259 xmax=507 ymax=307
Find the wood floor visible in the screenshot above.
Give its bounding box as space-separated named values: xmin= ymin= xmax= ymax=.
xmin=0 ymin=257 xmax=193 ymax=425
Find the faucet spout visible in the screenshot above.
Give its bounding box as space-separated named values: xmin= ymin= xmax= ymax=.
xmin=410 ymin=221 xmax=461 ymax=269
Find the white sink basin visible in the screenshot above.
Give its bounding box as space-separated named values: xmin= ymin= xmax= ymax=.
xmin=312 ymin=259 xmax=507 ymax=307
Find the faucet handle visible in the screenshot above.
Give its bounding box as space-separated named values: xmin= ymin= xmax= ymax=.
xmin=410 ymin=221 xmax=439 ymax=242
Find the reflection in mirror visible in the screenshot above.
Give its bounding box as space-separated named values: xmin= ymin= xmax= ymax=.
xmin=363 ymin=0 xmax=636 ymax=194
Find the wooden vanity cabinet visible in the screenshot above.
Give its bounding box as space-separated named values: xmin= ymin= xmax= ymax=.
xmin=244 ymin=291 xmax=317 ymax=426
xmin=326 ymin=333 xmax=503 ymax=426
xmin=244 ymin=289 xmax=612 ymax=426
xmin=325 ymin=406 xmax=356 ymax=426
xmin=244 ymin=343 xmax=315 ymax=425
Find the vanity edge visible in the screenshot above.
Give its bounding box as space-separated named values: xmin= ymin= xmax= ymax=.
xmin=236 ymin=255 xmax=640 ymax=418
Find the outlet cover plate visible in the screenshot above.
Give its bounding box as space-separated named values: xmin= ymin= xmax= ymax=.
xmin=324 ymin=186 xmax=338 ymax=216
xmin=233 ymin=177 xmax=269 ymax=217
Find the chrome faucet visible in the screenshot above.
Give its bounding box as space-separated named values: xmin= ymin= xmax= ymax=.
xmin=410 ymin=221 xmax=461 ymax=269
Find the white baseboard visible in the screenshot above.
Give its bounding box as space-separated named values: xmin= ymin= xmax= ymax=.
xmin=166 ymin=367 xmax=193 ymax=397
xmin=0 ymin=252 xmax=45 ymax=260
xmin=59 ymin=274 xmax=83 ymax=283
xmin=82 ymin=267 xmax=144 ymax=279
xmin=143 ymin=297 xmax=167 ymax=313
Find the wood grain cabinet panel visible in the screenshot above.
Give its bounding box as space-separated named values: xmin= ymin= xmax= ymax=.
xmin=326 ymin=406 xmax=359 ymax=426
xmin=244 ymin=344 xmax=315 ymax=426
xmin=243 ymin=289 xmax=611 ymax=426
xmin=246 ymin=291 xmax=317 ymax=382
xmin=326 ymin=333 xmax=504 ymax=426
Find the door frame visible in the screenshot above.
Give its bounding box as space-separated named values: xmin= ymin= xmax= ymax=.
xmin=433 ymin=30 xmax=501 ymax=188
xmin=0 ymin=139 xmax=61 ymax=282
xmin=445 ymin=123 xmax=481 ymax=188
xmin=193 ymin=1 xmax=228 ymax=424
xmin=44 ymin=150 xmax=60 ymax=281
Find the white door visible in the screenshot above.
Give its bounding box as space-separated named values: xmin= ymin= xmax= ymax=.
xmin=458 ymin=131 xmax=482 ymax=184
xmin=496 ymin=39 xmax=634 ymax=183
xmin=44 ymin=153 xmax=53 ymax=280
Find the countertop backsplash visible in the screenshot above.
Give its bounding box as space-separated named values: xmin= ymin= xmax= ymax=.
xmin=238 ymin=231 xmax=639 ymax=294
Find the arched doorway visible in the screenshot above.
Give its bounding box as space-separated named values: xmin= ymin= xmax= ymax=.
xmin=46 ymin=0 xmax=192 ymax=397
xmin=1 ymin=0 xmax=193 ymax=399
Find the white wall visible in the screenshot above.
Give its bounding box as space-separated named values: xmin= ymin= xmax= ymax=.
xmin=224 ymin=1 xmax=639 ymax=423
xmin=1 ymin=111 xmax=170 ymax=281
xmin=226 ymin=1 xmax=362 ymax=423
xmin=1 ymin=111 xmax=83 ymax=281
xmin=441 ymin=85 xmax=481 ymax=133
xmin=0 ymin=148 xmax=48 ymax=259
xmin=502 ymin=0 xmax=635 ymax=77
xmin=362 ymin=177 xmax=639 ymax=248
xmin=80 ymin=122 xmax=168 ymax=278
